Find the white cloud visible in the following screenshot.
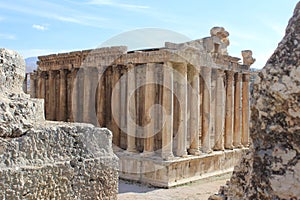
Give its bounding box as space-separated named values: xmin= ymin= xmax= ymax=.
xmin=0 ymin=2 xmax=107 ymax=28
xmin=0 ymin=33 xmax=16 ymax=40
xmin=87 ymin=0 xmax=149 ymax=10
xmin=32 ymin=24 xmax=48 ymax=31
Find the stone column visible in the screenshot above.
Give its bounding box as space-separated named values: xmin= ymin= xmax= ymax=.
xmin=48 ymin=70 xmax=56 ymax=120
xmin=29 ymin=73 xmax=36 ymax=98
xmin=97 ymin=67 xmax=106 ymax=127
xmin=77 ymin=69 xmax=84 ymax=122
xmin=45 ymin=74 xmax=50 ymax=120
xmin=173 ymin=62 xmax=188 ymax=157
xmin=23 ymin=73 xmax=28 ymax=93
xmin=213 ymin=69 xmax=225 ymax=150
xmin=242 ymin=73 xmax=250 ymax=147
xmin=126 ymin=64 xmax=137 ymax=153
xmin=59 ymin=69 xmax=67 ymax=121
xmin=105 ymin=67 xmax=113 ymax=130
xmin=120 ymin=66 xmax=128 ymax=150
xmin=188 ymin=66 xmax=200 ymax=155
xmin=233 ymin=73 xmax=242 ymax=147
xmin=111 ymin=65 xmax=121 ymax=147
xmin=68 ymin=68 xmax=77 ymax=122
xmin=83 ymin=67 xmax=98 ymax=125
xmin=201 ymin=67 xmax=212 ymax=153
xmin=225 ymin=71 xmax=234 ymax=149
xmin=143 ymin=63 xmax=155 ymax=154
xmin=83 ymin=68 xmax=91 ymax=123
xmin=161 ymin=62 xmax=174 ymax=160
xmin=37 ymin=72 xmax=42 ymax=98
xmin=37 ymin=71 xmax=45 ymax=99
xmin=55 ymin=72 xmax=60 ymax=121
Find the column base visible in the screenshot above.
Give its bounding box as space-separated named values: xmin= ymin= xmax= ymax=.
xmin=241 ymin=143 xmax=250 ymax=148
xmin=201 ymin=147 xmax=213 ymax=154
xmin=225 ymin=145 xmax=234 ymax=150
xmin=176 ymin=151 xmax=188 ymax=158
xmin=162 ymin=152 xmax=174 ymax=161
xmin=188 ymin=148 xmax=201 ymax=156
xmin=212 ymin=146 xmax=225 ymax=151
xmin=233 ymin=143 xmax=243 ymax=148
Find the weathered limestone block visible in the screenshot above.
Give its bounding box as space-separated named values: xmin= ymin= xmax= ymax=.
xmin=0 ymin=48 xmax=25 ymax=93
xmin=241 ymin=50 xmax=255 ymax=67
xmin=0 ymin=48 xmax=118 ymax=199
xmin=210 ymin=2 xmax=300 ymax=199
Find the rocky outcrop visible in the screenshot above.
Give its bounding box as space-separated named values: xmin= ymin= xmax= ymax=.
xmin=0 ymin=49 xmax=118 ymax=199
xmin=210 ymin=2 xmax=300 ymax=200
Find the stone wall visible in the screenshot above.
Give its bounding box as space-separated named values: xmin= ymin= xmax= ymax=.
xmin=210 ymin=2 xmax=300 ymax=199
xmin=0 ymin=49 xmax=118 ymax=199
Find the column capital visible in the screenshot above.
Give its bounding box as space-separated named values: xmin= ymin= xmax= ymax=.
xmin=172 ymin=62 xmax=187 ymax=75
xmin=126 ymin=63 xmax=135 ymax=70
xmin=216 ymin=69 xmax=225 ymax=77
xmin=201 ymin=66 xmax=211 ymax=74
xmin=225 ymin=70 xmax=234 ymax=81
xmin=59 ymin=69 xmax=66 ymax=77
xmin=49 ymin=70 xmax=56 ymax=76
xmin=242 ymin=73 xmax=250 ymax=82
xmin=234 ymin=72 xmax=242 ymax=82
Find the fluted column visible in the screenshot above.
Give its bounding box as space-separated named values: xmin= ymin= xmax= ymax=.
xmin=126 ymin=64 xmax=137 ymax=153
xmin=76 ymin=69 xmax=84 ymax=122
xmin=68 ymin=68 xmax=77 ymax=122
xmin=201 ymin=67 xmax=212 ymax=153
xmin=23 ymin=73 xmax=28 ymax=93
xmin=225 ymin=71 xmax=234 ymax=149
xmin=213 ymin=69 xmax=225 ymax=150
xmin=161 ymin=62 xmax=174 ymax=160
xmin=40 ymin=72 xmax=46 ymax=117
xmin=242 ymin=73 xmax=250 ymax=147
xmin=143 ymin=63 xmax=155 ymax=154
xmin=120 ymin=66 xmax=128 ymax=149
xmin=188 ymin=66 xmax=200 ymax=155
xmin=45 ymin=73 xmax=50 ymax=120
xmin=83 ymin=67 xmax=98 ymax=125
xmin=97 ymin=67 xmax=106 ymax=127
xmin=37 ymin=72 xmax=42 ymax=98
xmin=83 ymin=68 xmax=91 ymax=123
xmin=37 ymin=71 xmax=45 ymax=99
xmin=173 ymin=62 xmax=188 ymax=157
xmin=55 ymin=72 xmax=60 ymax=121
xmin=30 ymin=73 xmax=37 ymax=98
xmin=233 ymin=73 xmax=242 ymax=147
xmin=111 ymin=65 xmax=121 ymax=147
xmin=58 ymin=69 xmax=67 ymax=121
xmin=48 ymin=70 xmax=56 ymax=120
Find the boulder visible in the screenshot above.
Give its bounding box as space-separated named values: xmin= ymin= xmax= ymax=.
xmin=210 ymin=2 xmax=300 ymax=199
xmin=0 ymin=48 xmax=118 ymax=199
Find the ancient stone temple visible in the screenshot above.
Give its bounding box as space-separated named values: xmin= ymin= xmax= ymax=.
xmin=29 ymin=27 xmax=254 ymax=187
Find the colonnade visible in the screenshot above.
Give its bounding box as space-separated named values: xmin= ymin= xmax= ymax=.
xmin=30 ymin=62 xmax=250 ymax=160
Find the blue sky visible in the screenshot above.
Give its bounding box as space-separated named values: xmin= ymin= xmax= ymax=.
xmin=0 ymin=0 xmax=299 ymax=69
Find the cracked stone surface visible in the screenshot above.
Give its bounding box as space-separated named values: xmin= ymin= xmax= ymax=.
xmin=0 ymin=48 xmax=118 ymax=199
xmin=210 ymin=2 xmax=300 ymax=200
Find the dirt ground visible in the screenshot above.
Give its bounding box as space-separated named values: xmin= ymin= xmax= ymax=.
xmin=118 ymin=174 xmax=230 ymax=200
